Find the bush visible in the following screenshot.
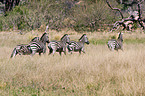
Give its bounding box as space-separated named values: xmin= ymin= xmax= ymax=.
xmin=0 ymin=0 xmax=121 ymax=32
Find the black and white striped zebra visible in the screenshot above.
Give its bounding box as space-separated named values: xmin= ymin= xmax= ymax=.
xmin=10 ymin=37 xmax=39 ymax=58
xmin=10 ymin=33 xmax=49 ymax=58
xmin=48 ymin=34 xmax=70 ymax=55
xmin=67 ymin=34 xmax=89 ymax=54
xmin=29 ymin=32 xmax=49 ymax=55
xmin=107 ymin=32 xmax=123 ymax=51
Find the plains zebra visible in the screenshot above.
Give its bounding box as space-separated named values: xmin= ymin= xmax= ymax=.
xmin=48 ymin=34 xmax=70 ymax=55
xmin=67 ymin=34 xmax=89 ymax=54
xmin=107 ymin=32 xmax=123 ymax=51
xmin=10 ymin=37 xmax=40 ymax=58
xmin=10 ymin=33 xmax=49 ymax=58
xmin=29 ymin=32 xmax=49 ymax=55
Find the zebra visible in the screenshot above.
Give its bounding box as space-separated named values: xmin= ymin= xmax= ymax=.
xmin=67 ymin=34 xmax=89 ymax=54
xmin=10 ymin=33 xmax=49 ymax=58
xmin=107 ymin=32 xmax=123 ymax=51
xmin=29 ymin=32 xmax=49 ymax=55
xmin=48 ymin=34 xmax=70 ymax=55
xmin=10 ymin=36 xmax=40 ymax=58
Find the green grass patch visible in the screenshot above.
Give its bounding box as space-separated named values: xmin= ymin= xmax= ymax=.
xmin=89 ymin=38 xmax=145 ymax=45
xmin=89 ymin=38 xmax=108 ymax=45
xmin=125 ymin=38 xmax=145 ymax=44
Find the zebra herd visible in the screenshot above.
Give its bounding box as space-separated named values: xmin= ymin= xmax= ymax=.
xmin=10 ymin=32 xmax=123 ymax=58
xmin=10 ymin=33 xmax=49 ymax=58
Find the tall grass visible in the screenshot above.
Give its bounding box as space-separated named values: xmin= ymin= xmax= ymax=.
xmin=0 ymin=31 xmax=145 ymax=95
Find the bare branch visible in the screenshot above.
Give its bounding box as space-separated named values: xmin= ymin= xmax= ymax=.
xmin=137 ymin=2 xmax=142 ymax=19
xmin=106 ymin=0 xmax=124 ymax=19
xmin=137 ymin=0 xmax=145 ymax=29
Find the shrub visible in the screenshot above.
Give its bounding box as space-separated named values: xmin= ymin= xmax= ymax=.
xmin=0 ymin=0 xmax=121 ymax=32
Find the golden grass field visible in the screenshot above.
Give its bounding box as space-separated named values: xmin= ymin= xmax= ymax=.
xmin=0 ymin=30 xmax=145 ymax=96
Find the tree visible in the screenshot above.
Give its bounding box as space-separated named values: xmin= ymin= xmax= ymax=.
xmin=106 ymin=0 xmax=145 ymax=32
xmin=0 ymin=0 xmax=20 ymax=12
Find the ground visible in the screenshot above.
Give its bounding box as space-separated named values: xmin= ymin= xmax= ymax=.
xmin=0 ymin=30 xmax=145 ymax=95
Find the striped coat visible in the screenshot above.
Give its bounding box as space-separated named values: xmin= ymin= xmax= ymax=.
xmin=107 ymin=32 xmax=123 ymax=51
xmin=10 ymin=37 xmax=39 ymax=58
xmin=48 ymin=34 xmax=70 ymax=55
xmin=10 ymin=33 xmax=49 ymax=58
xmin=29 ymin=33 xmax=49 ymax=55
xmin=67 ymin=34 xmax=89 ymax=54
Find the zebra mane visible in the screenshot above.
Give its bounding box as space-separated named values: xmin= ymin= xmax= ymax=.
xmin=61 ymin=34 xmax=68 ymax=40
xmin=79 ymin=34 xmax=86 ymax=41
xmin=118 ymin=32 xmax=123 ymax=42
xmin=31 ymin=37 xmax=39 ymax=42
xmin=40 ymin=33 xmax=47 ymax=40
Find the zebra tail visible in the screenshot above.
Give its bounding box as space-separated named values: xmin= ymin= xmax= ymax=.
xmin=10 ymin=48 xmax=18 ymax=58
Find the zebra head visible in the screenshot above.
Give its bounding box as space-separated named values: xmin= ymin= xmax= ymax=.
xmin=79 ymin=34 xmax=89 ymax=44
xmin=40 ymin=33 xmax=49 ymax=43
xmin=61 ymin=34 xmax=70 ymax=44
xmin=118 ymin=32 xmax=123 ymax=42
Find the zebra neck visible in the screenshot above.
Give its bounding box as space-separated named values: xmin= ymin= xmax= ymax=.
xmin=61 ymin=39 xmax=67 ymax=44
xmin=117 ymin=39 xmax=122 ymax=43
xmin=79 ymin=41 xmax=85 ymax=45
xmin=61 ymin=41 xmax=67 ymax=45
xmin=40 ymin=40 xmax=47 ymax=44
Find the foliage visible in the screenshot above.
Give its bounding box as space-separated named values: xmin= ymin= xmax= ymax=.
xmin=0 ymin=0 xmax=133 ymax=32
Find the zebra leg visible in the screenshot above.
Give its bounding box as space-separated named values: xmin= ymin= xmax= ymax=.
xmin=121 ymin=46 xmax=123 ymax=51
xmin=39 ymin=52 xmax=41 ymax=56
xmin=59 ymin=51 xmax=62 ymax=56
xmin=31 ymin=50 xmax=36 ymax=56
xmin=64 ymin=51 xmax=66 ymax=55
xmin=121 ymin=48 xmax=123 ymax=51
xmin=79 ymin=50 xmax=81 ymax=54
xmin=111 ymin=48 xmax=114 ymax=51
xmin=67 ymin=49 xmax=72 ymax=54
xmin=108 ymin=45 xmax=113 ymax=51
xmin=10 ymin=48 xmax=18 ymax=58
xmin=49 ymin=48 xmax=53 ymax=55
xmin=111 ymin=46 xmax=115 ymax=51
xmin=81 ymin=48 xmax=86 ymax=53
xmin=82 ymin=50 xmax=85 ymax=53
xmin=63 ymin=47 xmax=66 ymax=55
xmin=52 ymin=50 xmax=56 ymax=56
xmin=43 ymin=47 xmax=46 ymax=54
xmin=67 ymin=45 xmax=73 ymax=54
xmin=108 ymin=45 xmax=111 ymax=51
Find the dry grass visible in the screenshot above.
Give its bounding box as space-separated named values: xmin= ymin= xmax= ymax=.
xmin=0 ymin=31 xmax=145 ymax=96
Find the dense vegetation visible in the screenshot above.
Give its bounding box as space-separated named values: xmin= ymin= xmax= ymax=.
xmin=0 ymin=0 xmax=123 ymax=32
